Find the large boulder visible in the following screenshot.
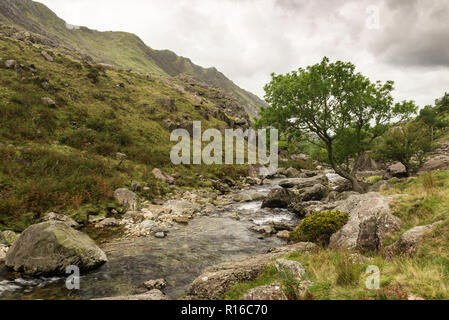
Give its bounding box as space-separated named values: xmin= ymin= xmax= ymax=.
xmin=262 ymin=188 xmax=296 ymax=209
xmin=300 ymin=184 xmax=329 ymax=202
xmin=383 ymin=222 xmax=441 ymax=259
xmin=5 ymin=221 xmax=107 ymax=276
xmin=187 ymin=242 xmax=318 ymax=300
xmin=329 ymin=193 xmax=402 ymax=253
xmin=420 ymin=155 xmax=449 ymax=172
xmin=285 ymin=167 xmax=301 ymax=178
xmin=114 ymin=188 xmax=138 ymax=211
xmin=383 ymin=162 xmax=407 ymax=180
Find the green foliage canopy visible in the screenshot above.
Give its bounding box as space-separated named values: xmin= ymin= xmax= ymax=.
xmin=257 ymin=57 xmax=417 ymax=191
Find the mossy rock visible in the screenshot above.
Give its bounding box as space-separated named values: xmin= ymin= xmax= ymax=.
xmin=5 ymin=221 xmax=107 ymax=276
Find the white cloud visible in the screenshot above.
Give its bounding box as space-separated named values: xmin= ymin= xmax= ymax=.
xmin=38 ymin=0 xmax=449 ymax=107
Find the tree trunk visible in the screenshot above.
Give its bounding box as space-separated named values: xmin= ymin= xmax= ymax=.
xmin=326 ymin=142 xmax=366 ymax=193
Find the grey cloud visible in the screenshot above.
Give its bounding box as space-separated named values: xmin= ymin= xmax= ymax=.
xmin=38 ymin=0 xmax=449 ymax=107
xmin=370 ymin=0 xmax=449 ymax=68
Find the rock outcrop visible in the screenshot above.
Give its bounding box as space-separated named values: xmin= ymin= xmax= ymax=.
xmin=187 ymin=242 xmax=318 ymax=300
xmin=5 ymin=221 xmax=107 ymax=276
xmin=383 ymin=222 xmax=441 ymax=259
xmin=329 ymin=193 xmax=402 ymax=253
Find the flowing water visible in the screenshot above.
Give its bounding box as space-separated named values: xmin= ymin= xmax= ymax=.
xmin=0 ymin=180 xmax=299 ymax=300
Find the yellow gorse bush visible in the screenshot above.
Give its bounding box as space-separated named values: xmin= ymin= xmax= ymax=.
xmin=290 ymin=210 xmax=349 ymax=246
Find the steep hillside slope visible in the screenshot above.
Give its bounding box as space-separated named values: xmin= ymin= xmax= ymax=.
xmin=0 ymin=0 xmax=267 ymax=117
xmin=0 ymin=28 xmax=250 ymax=231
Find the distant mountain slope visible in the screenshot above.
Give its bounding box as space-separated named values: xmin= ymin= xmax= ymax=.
xmin=0 ymin=0 xmax=266 ymax=117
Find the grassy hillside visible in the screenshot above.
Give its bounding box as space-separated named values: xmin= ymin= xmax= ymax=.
xmin=0 ymin=33 xmax=250 ymax=232
xmin=0 ymin=0 xmax=266 ymax=117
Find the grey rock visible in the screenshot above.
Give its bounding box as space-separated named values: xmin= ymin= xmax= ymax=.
xmin=41 ymin=97 xmax=56 ymax=107
xmin=152 ymin=168 xmax=175 ymax=184
xmin=41 ymin=51 xmax=54 ymax=62
xmin=94 ymin=289 xmax=169 ymax=300
xmin=95 ymin=218 xmax=120 ymax=229
xmin=144 ymin=278 xmax=167 ymax=290
xmin=279 ymin=175 xmax=328 ymax=189
xmin=383 ymin=222 xmax=441 ymax=259
xmin=329 ymin=192 xmax=402 ymax=253
xmin=285 ymin=167 xmax=301 ymax=178
xmin=187 ymin=242 xmax=319 ymax=300
xmin=262 ymin=188 xmax=295 ymax=209
xmin=5 ymin=222 xmax=107 ymax=276
xmin=5 ymin=59 xmax=17 ymax=69
xmin=41 ymin=212 xmax=80 ymax=229
xmin=242 ymin=284 xmax=287 ymax=300
xmin=155 ymin=232 xmax=166 ymax=239
xmin=275 ymin=259 xmax=306 ymax=279
xmin=131 ymin=181 xmax=141 ymax=192
xmin=114 ymin=188 xmax=138 ymax=211
xmin=383 ymin=162 xmax=407 ymax=180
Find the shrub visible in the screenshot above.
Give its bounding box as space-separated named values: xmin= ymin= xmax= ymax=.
xmin=365 ymin=175 xmax=383 ymax=185
xmin=290 ymin=211 xmax=349 ymax=246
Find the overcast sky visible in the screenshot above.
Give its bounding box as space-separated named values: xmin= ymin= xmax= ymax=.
xmin=38 ymin=0 xmax=449 ymax=107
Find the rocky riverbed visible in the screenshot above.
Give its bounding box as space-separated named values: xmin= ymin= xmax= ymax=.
xmin=0 ymin=179 xmax=299 ymax=300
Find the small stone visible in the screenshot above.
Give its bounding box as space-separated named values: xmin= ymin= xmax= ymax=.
xmin=5 ymin=59 xmax=17 ymax=69
xmin=155 ymin=232 xmax=166 ymax=239
xmin=41 ymin=97 xmax=56 ymax=107
xmin=276 ymin=230 xmax=290 ymax=241
xmin=116 ymin=153 xmax=127 ymax=161
xmin=144 ymin=278 xmax=167 ymax=290
xmin=175 ymin=216 xmax=189 ymax=224
xmin=41 ymin=51 xmax=54 ymax=62
xmin=131 ymin=181 xmax=141 ymax=192
xmin=251 ymin=225 xmax=275 ymax=236
xmin=230 ymin=212 xmax=240 ymax=220
xmin=95 ymin=218 xmax=120 ymax=229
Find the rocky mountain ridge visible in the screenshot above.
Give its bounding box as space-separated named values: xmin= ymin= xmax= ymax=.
xmin=0 ymin=0 xmax=267 ymax=118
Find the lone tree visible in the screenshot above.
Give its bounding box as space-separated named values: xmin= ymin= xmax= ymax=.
xmin=375 ymin=121 xmax=433 ymax=176
xmin=257 ymin=57 xmax=415 ymax=192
